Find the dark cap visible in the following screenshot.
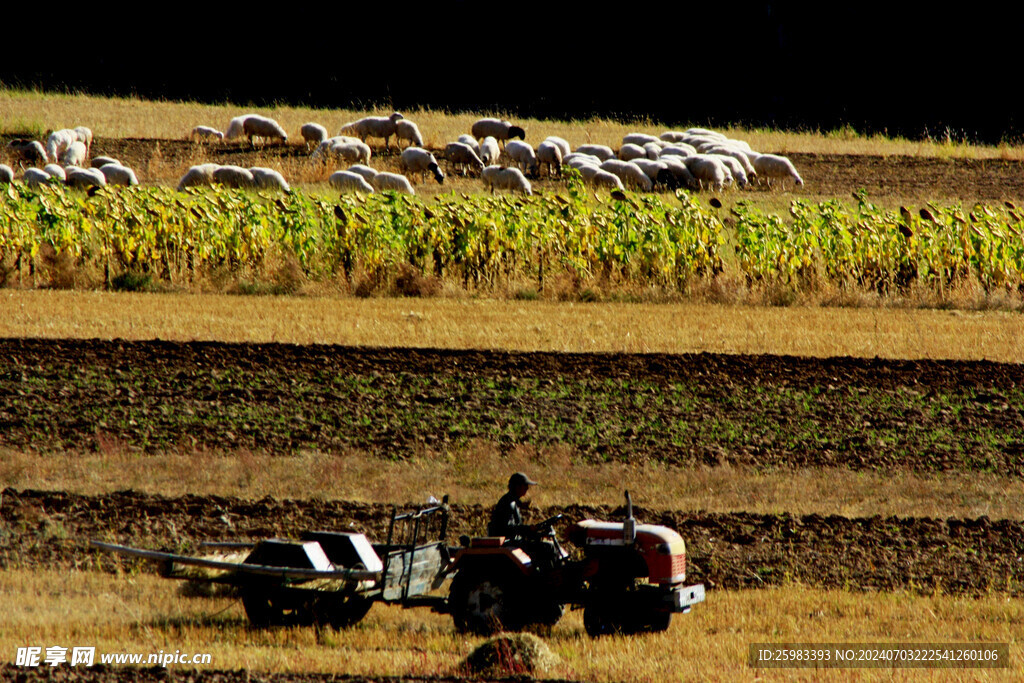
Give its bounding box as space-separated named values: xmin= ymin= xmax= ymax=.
xmin=508 ymin=472 xmax=537 ymax=488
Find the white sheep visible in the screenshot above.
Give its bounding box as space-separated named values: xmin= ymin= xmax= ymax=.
xmin=660 ymin=143 xmax=697 ymax=158
xmin=371 ymin=172 xmax=416 ymax=195
xmin=543 ymin=136 xmax=571 ymax=159
xmin=481 ymin=165 xmax=532 ymax=195
xmin=479 ymin=136 xmax=500 ymax=165
xmin=444 ymin=142 xmax=485 ymax=176
xmin=686 ymin=128 xmax=727 ymax=140
xmin=622 ymin=133 xmax=660 ymax=147
xmin=600 ymin=159 xmax=653 ymax=191
xmin=7 ymin=139 xmax=47 ymax=166
xmin=177 ymin=163 xmax=221 ymax=191
xmin=631 ymin=158 xmax=673 ymax=185
xmin=250 ymin=167 xmax=290 ymax=192
xmin=536 ymin=140 xmax=563 ymax=177
xmin=23 ymin=168 xmax=52 ymax=186
xmin=587 ymin=167 xmax=626 ymax=191
xmin=225 ymin=114 xmax=254 ymax=141
xmin=704 ymin=144 xmax=757 ymax=178
xmin=346 ymin=164 xmax=379 ymax=182
xmin=457 ymin=134 xmax=481 ymax=155
xmin=574 ymin=144 xmax=615 ymax=161
xmin=399 ymin=147 xmax=444 ymax=184
xmin=0 ymin=164 xmax=13 ymax=184
xmin=660 ymin=131 xmax=689 ymax=143
xmin=470 ymin=118 xmax=526 ymax=146
xmin=213 ymin=165 xmax=256 ymax=188
xmin=191 ymin=125 xmax=225 ymax=142
xmin=504 ymin=140 xmax=538 ymax=175
xmin=643 ymin=142 xmax=663 ymax=160
xmin=243 ymin=115 xmax=288 ymax=146
xmin=395 ymin=120 xmax=424 ymax=148
xmin=563 ymin=152 xmax=601 ymax=167
xmin=300 ymin=123 xmax=329 ymax=149
xmin=329 ymin=170 xmax=375 ymax=194
xmin=339 ymin=112 xmax=405 ymax=150
xmin=61 ymin=141 xmax=88 ymax=167
xmin=711 ymin=154 xmax=748 ymax=187
xmin=90 ymin=156 xmax=120 ymax=168
xmin=683 ymin=155 xmax=729 ymax=190
xmin=72 ymin=126 xmax=93 ymax=154
xmin=658 ymin=156 xmax=696 ymax=188
xmin=66 ymin=167 xmax=106 ymax=190
xmin=617 ymin=143 xmax=647 ymax=162
xmin=752 ymin=153 xmax=803 ymax=188
xmin=99 ymin=164 xmax=139 ymax=186
xmin=311 ymin=136 xmax=363 ymax=161
xmin=326 ymin=140 xmax=372 ymax=165
xmin=46 ymin=129 xmax=76 ymax=163
xmin=43 ymin=164 xmax=67 ymax=181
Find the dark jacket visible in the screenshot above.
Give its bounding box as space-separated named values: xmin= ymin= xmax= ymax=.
xmin=488 ymin=490 xmax=525 ymax=538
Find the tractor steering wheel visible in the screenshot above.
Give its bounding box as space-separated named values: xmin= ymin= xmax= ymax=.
xmin=531 ymin=514 xmax=564 ymax=534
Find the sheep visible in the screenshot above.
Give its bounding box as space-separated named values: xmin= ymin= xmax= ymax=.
xmin=242 ymin=115 xmax=288 ymax=146
xmin=752 ymin=153 xmax=803 ymax=188
xmin=622 ymin=133 xmax=660 ymax=147
xmin=46 ymin=129 xmax=76 ymax=163
xmin=23 ymin=168 xmax=52 ymax=186
xmin=563 ymin=152 xmax=601 ymax=167
xmin=310 ymin=136 xmax=363 ymax=161
xmin=72 ymin=126 xmax=93 ymax=154
xmin=300 ymin=123 xmax=329 ymax=149
xmin=325 ymin=140 xmax=372 ymax=165
xmin=444 ymin=142 xmax=485 ymax=176
xmin=504 ymin=140 xmax=538 ymax=176
xmin=479 ymin=136 xmax=500 ymax=165
xmin=371 ymin=172 xmax=416 ymax=195
xmin=643 ymin=142 xmax=663 ymax=160
xmin=631 ymin=158 xmax=675 ymax=187
xmin=339 ymin=112 xmax=404 ymax=150
xmin=177 ymin=163 xmax=220 ymax=191
xmin=592 ymin=169 xmax=628 ymax=191
xmin=710 ymin=154 xmax=748 ymax=187
xmin=224 ymin=114 xmax=254 ymax=141
xmin=600 ymin=159 xmax=653 ymax=191
xmin=7 ymin=139 xmax=47 ymax=166
xmin=660 ymin=131 xmax=688 ymax=143
xmin=683 ymin=155 xmax=729 ymax=190
xmin=574 ymin=144 xmax=615 ymax=161
xmin=658 ymin=156 xmax=696 ymax=188
xmin=399 ymin=147 xmax=445 ymax=184
xmin=61 ymin=141 xmax=88 ymax=167
xmin=66 ymin=167 xmax=106 ymax=190
xmin=346 ymin=164 xmax=379 ymax=182
xmin=99 ymin=164 xmax=139 ymax=186
xmin=470 ymin=118 xmax=526 ymax=146
xmin=90 ymin=156 xmax=120 ymax=168
xmin=213 ymin=165 xmax=256 ymax=188
xmin=617 ymin=143 xmax=647 ymax=162
xmin=543 ymin=136 xmax=571 ymax=159
xmin=686 ymin=128 xmax=727 ymax=140
xmin=250 ymin=167 xmax=290 ymax=192
xmin=481 ymin=165 xmax=532 ymax=196
xmin=704 ymin=144 xmax=757 ymax=178
xmin=43 ymin=164 xmax=66 ymax=181
xmin=536 ymin=140 xmax=563 ymax=177
xmin=457 ymin=134 xmax=481 ymax=155
xmin=329 ymin=170 xmax=375 ymax=194
xmin=395 ymin=119 xmax=424 ymax=148
xmin=0 ymin=164 xmax=13 ymax=183
xmin=191 ymin=125 xmax=225 ymax=142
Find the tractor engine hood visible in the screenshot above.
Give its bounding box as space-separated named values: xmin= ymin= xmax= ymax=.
xmin=568 ymin=520 xmax=687 ymax=584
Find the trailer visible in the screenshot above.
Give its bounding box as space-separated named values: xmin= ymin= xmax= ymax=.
xmin=92 ymin=497 xmax=451 ymax=629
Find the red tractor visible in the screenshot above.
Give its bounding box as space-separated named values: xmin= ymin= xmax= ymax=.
xmin=446 ymin=491 xmax=705 ymax=636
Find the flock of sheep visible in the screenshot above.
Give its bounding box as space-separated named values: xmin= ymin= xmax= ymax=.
xmin=2 ymin=126 xmax=139 ymax=189
xmin=2 ymin=111 xmax=805 ymax=199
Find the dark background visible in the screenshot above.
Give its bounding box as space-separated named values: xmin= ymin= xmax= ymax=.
xmin=2 ymin=3 xmax=1018 ymax=143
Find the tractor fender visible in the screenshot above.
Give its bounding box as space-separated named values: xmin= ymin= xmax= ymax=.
xmin=449 ymin=545 xmax=534 ymax=577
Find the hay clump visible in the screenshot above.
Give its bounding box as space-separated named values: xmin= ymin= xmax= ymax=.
xmin=462 ymin=632 xmax=560 ymax=677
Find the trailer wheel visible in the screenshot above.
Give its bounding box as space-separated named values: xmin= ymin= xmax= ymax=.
xmin=316 ymin=594 xmax=373 ymax=630
xmin=241 ymin=590 xmax=310 ymax=628
xmin=450 ymin=571 xmax=525 ymax=634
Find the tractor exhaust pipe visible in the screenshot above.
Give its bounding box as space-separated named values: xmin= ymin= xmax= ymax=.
xmin=623 ymin=490 xmax=636 ymax=545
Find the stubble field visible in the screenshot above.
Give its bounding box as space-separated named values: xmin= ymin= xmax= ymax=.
xmin=2 ymin=92 xmax=1024 ymax=681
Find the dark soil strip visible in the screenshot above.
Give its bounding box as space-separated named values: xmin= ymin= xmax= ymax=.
xmin=3 ymin=488 xmax=1021 ymax=596
xmin=1 ymin=339 xmax=1022 ymax=473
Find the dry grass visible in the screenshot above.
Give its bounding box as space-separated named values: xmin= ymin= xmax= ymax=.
xmin=1 ymin=568 xmax=1019 ymax=681
xmin=3 ymin=447 xmax=1023 ymax=521
xmin=3 ymin=87 xmax=1022 ymax=160
xmin=1 ymin=290 xmax=1022 ymax=362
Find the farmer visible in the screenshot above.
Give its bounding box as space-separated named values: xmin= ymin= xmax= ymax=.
xmin=487 ymin=471 xmax=537 ymax=539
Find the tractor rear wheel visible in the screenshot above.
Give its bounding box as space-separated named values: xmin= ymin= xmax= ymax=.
xmin=450 ymin=571 xmax=525 ymax=635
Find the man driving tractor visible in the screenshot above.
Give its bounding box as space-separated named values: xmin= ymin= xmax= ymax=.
xmin=487 ymin=471 xmax=537 ymax=539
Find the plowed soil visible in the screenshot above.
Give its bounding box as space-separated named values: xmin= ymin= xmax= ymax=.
xmin=3 ymin=487 xmax=1022 ymax=595
xmin=7 ymin=133 xmax=1023 ymax=201
xmin=2 ymin=339 xmax=1022 ymax=473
